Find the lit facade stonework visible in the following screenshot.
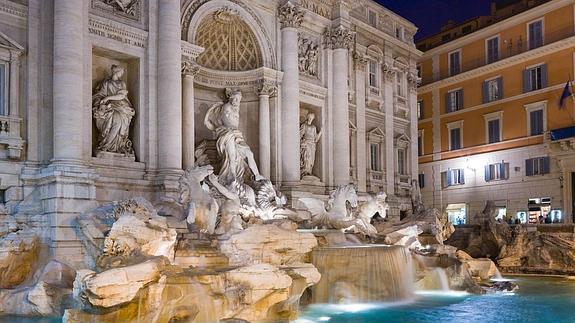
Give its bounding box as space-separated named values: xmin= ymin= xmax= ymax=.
xmin=0 ymin=0 xmax=420 ymax=265
xmin=417 ymin=0 xmax=575 ymax=224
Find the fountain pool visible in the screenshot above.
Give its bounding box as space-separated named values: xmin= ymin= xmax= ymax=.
xmin=298 ymin=276 xmax=575 ymax=323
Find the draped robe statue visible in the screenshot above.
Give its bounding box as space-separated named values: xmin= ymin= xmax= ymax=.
xmin=92 ymin=65 xmax=135 ymax=156
xmin=300 ymin=112 xmax=322 ymax=177
xmin=204 ymin=89 xmax=264 ymax=189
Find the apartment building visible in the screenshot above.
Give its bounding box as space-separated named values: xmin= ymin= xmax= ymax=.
xmin=417 ymin=0 xmax=575 ymax=225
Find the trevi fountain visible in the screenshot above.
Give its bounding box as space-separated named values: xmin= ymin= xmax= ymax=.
xmin=1 ymin=0 xmax=575 ymax=322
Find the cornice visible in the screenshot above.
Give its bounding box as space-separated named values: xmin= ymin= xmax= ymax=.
xmin=420 ymin=0 xmax=575 ymax=58
xmin=418 ymin=36 xmax=575 ymax=93
xmin=352 ymin=18 xmax=423 ymax=57
xmin=194 ymin=66 xmax=283 ymax=89
xmin=89 ymin=14 xmax=148 ymax=48
xmin=181 ymin=40 xmax=204 ymax=61
xmin=434 ymin=83 xmax=563 ymax=120
xmin=0 ymin=0 xmax=27 ymax=20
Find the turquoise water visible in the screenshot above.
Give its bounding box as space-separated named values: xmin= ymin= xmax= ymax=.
xmin=298 ymin=276 xmax=575 ymax=323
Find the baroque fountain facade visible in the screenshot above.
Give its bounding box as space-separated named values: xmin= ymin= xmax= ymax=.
xmin=0 ymin=0 xmax=509 ymax=321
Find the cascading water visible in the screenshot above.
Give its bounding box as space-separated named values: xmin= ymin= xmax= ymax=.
xmin=310 ymin=245 xmax=415 ymax=304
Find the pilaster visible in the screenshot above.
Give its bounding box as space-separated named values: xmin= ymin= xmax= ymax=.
xmin=278 ymin=0 xmax=304 ymax=185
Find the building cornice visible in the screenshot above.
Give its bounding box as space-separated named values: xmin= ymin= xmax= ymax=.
xmin=0 ymin=0 xmax=27 ymax=21
xmin=423 ymin=83 xmax=564 ymax=121
xmin=420 ymin=0 xmax=575 ymax=58
xmin=418 ymin=36 xmax=575 ymax=93
xmin=351 ymin=18 xmax=423 ymax=57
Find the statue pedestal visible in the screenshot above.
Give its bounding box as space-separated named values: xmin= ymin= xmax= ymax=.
xmin=96 ymin=151 xmax=136 ymax=162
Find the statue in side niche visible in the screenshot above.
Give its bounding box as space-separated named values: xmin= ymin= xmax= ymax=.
xmin=92 ymin=65 xmax=135 ymax=157
xmin=204 ymin=88 xmax=265 ymax=187
xmin=300 ymin=112 xmax=322 ymax=177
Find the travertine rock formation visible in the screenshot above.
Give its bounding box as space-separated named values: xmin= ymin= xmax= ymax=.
xmin=218 ymin=221 xmax=318 ymax=266
xmin=0 ymin=227 xmax=40 ymax=288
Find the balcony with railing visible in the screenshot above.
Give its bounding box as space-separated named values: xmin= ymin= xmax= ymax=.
xmin=422 ymin=26 xmax=575 ymax=86
xmin=0 ymin=115 xmax=24 ymax=159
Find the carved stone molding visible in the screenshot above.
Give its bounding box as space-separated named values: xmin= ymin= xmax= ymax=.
xmin=278 ymin=1 xmax=304 ymax=29
xmin=194 ymin=66 xmax=283 ymax=89
xmin=255 ymin=80 xmax=278 ymax=97
xmin=382 ymin=63 xmax=395 ymax=81
xmin=0 ymin=0 xmax=27 ymax=20
xmin=91 ymin=0 xmax=141 ymax=21
xmin=299 ymin=0 xmax=332 ymax=19
xmin=407 ymin=72 xmax=421 ymax=92
xmin=353 ymin=51 xmax=368 ymax=70
xmin=181 ymin=60 xmax=201 ymax=77
xmin=298 ymin=36 xmax=320 ymax=78
xmin=88 ymin=15 xmax=148 ymax=48
xmin=323 ymin=26 xmax=354 ymax=50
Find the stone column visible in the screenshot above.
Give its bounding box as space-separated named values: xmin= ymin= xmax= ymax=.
xmin=408 ymin=70 xmax=420 ymax=179
xmin=325 ymin=26 xmax=354 ymax=186
xmin=157 ymin=0 xmax=182 ymax=171
xmin=181 ymin=61 xmax=200 ymax=170
xmin=354 ymin=53 xmax=368 ymax=192
xmin=278 ymin=1 xmax=304 ymax=184
xmin=53 ymin=0 xmax=84 ymax=162
xmin=382 ymin=60 xmax=396 ymax=195
xmin=256 ymin=81 xmax=277 ymax=178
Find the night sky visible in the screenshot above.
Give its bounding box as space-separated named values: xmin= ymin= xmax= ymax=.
xmin=376 ymin=0 xmax=492 ymax=40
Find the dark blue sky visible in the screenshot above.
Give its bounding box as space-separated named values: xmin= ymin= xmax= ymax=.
xmin=376 ymin=0 xmax=492 ymax=40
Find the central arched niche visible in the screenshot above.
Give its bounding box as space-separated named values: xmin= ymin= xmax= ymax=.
xmin=195 ymin=8 xmax=263 ymax=71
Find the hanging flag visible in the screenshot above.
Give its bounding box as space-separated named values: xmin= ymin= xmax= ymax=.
xmin=559 ymin=80 xmax=572 ymax=109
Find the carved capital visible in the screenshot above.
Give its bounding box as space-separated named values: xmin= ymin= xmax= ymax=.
xmin=407 ymin=72 xmax=421 ymax=92
xmin=278 ymin=1 xmax=304 ymax=29
xmin=256 ymin=81 xmax=278 ymax=97
xmin=181 ymin=60 xmax=200 ymax=77
xmin=353 ymin=52 xmax=368 ymax=70
xmin=382 ymin=63 xmax=395 ymax=81
xmin=323 ymin=25 xmax=354 ymax=50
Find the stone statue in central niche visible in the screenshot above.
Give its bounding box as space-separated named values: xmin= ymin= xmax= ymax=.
xmin=300 ymin=112 xmax=322 ymax=178
xmin=92 ymin=65 xmax=135 ymax=157
xmin=204 ymin=88 xmax=264 ymax=187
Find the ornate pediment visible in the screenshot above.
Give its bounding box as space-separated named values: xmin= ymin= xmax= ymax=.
xmin=0 ymin=31 xmax=24 ymax=61
xmin=0 ymin=31 xmax=24 ymax=52
xmin=368 ymin=127 xmax=385 ymax=138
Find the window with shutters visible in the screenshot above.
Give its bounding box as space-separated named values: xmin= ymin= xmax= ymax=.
xmin=525 ymin=156 xmax=550 ymax=176
xmin=417 ymin=100 xmax=423 ymax=119
xmin=446 ymin=89 xmax=463 ymax=113
xmin=0 ymin=62 xmax=6 ymax=116
xmin=525 ymin=101 xmax=546 ymax=136
xmin=484 ymin=111 xmax=502 ymax=144
xmin=448 ymin=50 xmax=461 ymax=76
xmin=486 ymin=36 xmax=499 ymax=64
xmin=487 ymin=119 xmax=501 ymax=143
xmin=368 ymin=60 xmax=378 ymax=88
xmin=450 ymin=128 xmax=461 ymax=150
xmin=524 ymin=64 xmax=547 ymax=92
xmin=418 ymin=173 xmax=425 ymax=188
xmin=442 ymin=168 xmax=465 ymax=188
xmin=368 ymin=9 xmax=377 ymax=27
xmin=397 ymin=148 xmax=407 ymax=175
xmin=370 ymin=143 xmax=381 ymax=171
xmin=483 ymin=77 xmax=502 ymax=103
xmin=396 ymin=71 xmax=405 ymax=97
xmin=485 ymin=162 xmax=509 ymax=181
xmin=447 ymin=120 xmax=463 ymax=151
xmin=418 ymin=130 xmax=423 ymax=156
xmin=528 ymin=19 xmax=544 ymax=50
